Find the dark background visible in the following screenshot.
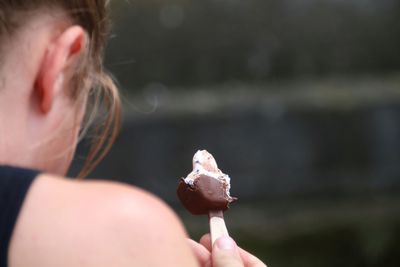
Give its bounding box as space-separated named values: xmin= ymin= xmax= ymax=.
xmin=70 ymin=0 xmax=400 ymax=266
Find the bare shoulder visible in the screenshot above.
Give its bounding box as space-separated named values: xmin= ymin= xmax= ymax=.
xmin=9 ymin=174 xmax=198 ymax=267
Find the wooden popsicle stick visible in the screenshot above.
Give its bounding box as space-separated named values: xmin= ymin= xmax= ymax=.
xmin=209 ymin=210 xmax=229 ymax=246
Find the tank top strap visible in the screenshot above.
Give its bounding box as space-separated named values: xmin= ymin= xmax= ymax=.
xmin=0 ymin=166 xmax=40 ymax=267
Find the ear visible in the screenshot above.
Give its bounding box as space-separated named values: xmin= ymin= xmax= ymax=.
xmin=36 ymin=26 xmax=86 ymax=113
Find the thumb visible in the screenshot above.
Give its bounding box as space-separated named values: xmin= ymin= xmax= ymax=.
xmin=212 ymin=236 xmax=244 ymax=267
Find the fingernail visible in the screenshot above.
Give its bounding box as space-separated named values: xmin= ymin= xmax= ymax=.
xmin=215 ymin=236 xmax=235 ymax=250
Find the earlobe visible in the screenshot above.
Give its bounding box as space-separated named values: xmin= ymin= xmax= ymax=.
xmin=35 ymin=26 xmax=86 ymax=114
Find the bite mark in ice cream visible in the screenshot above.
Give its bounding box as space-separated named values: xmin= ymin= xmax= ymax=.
xmin=177 ymin=150 xmax=237 ymax=215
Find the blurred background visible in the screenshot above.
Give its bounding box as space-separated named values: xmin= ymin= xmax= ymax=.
xmin=70 ymin=0 xmax=400 ymax=266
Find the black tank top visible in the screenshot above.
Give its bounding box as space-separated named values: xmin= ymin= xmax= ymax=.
xmin=0 ymin=166 xmax=39 ymax=267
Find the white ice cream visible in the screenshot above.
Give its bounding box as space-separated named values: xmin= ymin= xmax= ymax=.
xmin=183 ymin=150 xmax=232 ymax=197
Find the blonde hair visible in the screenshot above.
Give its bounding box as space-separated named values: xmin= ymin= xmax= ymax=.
xmin=0 ymin=0 xmax=121 ymax=178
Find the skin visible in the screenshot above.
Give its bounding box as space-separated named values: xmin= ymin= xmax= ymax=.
xmin=189 ymin=234 xmax=267 ymax=267
xmin=0 ymin=8 xmax=266 ymax=267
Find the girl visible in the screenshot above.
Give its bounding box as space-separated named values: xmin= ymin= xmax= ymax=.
xmin=0 ymin=1 xmax=266 ymax=266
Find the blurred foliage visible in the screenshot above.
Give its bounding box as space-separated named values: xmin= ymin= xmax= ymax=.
xmin=106 ymin=0 xmax=400 ymax=88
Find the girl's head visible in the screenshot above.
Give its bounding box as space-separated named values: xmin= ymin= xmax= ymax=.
xmin=0 ymin=0 xmax=121 ymax=176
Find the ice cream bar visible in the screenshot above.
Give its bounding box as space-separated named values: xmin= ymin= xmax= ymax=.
xmin=177 ymin=150 xmax=237 ymax=215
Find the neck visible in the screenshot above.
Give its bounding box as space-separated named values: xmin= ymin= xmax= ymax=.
xmin=0 ymin=91 xmax=32 ymax=168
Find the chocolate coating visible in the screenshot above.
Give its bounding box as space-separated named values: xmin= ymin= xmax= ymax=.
xmin=177 ymin=174 xmax=237 ymax=215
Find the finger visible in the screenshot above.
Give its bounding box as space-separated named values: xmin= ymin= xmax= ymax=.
xmin=199 ymin=233 xmax=212 ymax=251
xmin=187 ymin=239 xmax=212 ymax=267
xmin=202 ymin=234 xmax=267 ymax=267
xmin=212 ymin=236 xmax=244 ymax=267
xmin=238 ymin=247 xmax=267 ymax=267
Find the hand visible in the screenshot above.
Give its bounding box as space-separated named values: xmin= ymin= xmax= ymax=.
xmin=188 ymin=234 xmax=267 ymax=267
